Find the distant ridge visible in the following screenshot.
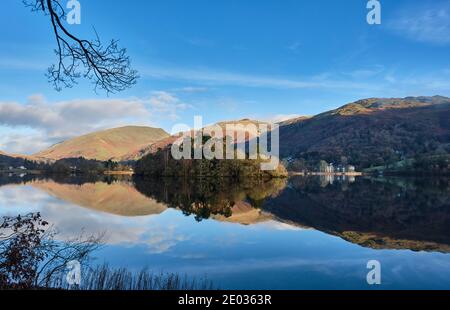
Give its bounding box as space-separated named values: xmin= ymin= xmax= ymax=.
xmin=318 ymin=95 xmax=450 ymax=117
xmin=0 ymin=150 xmax=45 ymax=162
xmin=120 ymin=119 xmax=272 ymax=161
xmin=34 ymin=126 xmax=170 ymax=161
xmin=2 ymin=96 xmax=449 ymax=166
xmin=279 ymin=96 xmax=450 ymax=168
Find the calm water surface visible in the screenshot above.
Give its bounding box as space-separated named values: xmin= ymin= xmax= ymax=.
xmin=0 ymin=174 xmax=449 ymax=289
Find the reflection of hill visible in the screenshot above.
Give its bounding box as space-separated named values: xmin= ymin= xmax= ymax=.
xmin=32 ymin=180 xmax=167 ymax=216
xmin=133 ymin=177 xmax=286 ymax=224
xmin=4 ymin=174 xmax=448 ymax=252
xmin=262 ymin=177 xmax=450 ymax=252
xmin=212 ymin=201 xmax=273 ymax=225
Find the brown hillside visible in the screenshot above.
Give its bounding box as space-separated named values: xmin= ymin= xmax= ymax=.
xmin=279 ymin=96 xmax=450 ymax=168
xmin=34 ymin=126 xmax=169 ymax=161
xmin=121 ymin=119 xmax=272 ymax=161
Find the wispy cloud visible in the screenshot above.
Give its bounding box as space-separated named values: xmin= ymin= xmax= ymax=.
xmin=388 ymin=1 xmax=450 ymax=45
xmin=0 ymin=58 xmax=47 ymax=71
xmin=141 ymin=63 xmax=450 ymax=98
xmin=287 ymin=41 xmax=302 ymax=52
xmin=382 ymin=69 xmax=450 ymax=95
xmin=345 ymin=65 xmax=385 ymax=79
xmin=171 ymin=86 xmax=210 ymax=93
xmin=141 ymin=65 xmax=379 ymax=91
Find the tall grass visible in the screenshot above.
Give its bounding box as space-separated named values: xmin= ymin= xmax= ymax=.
xmin=49 ymin=265 xmax=215 ymax=290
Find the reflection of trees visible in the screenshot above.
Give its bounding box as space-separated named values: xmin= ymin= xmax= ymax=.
xmin=263 ymin=177 xmax=450 ymax=252
xmin=0 ymin=174 xmax=38 ymax=187
xmin=3 ymin=174 xmax=448 ymax=252
xmin=133 ymin=177 xmax=286 ymax=222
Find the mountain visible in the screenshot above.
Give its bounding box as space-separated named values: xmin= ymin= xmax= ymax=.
xmin=121 ymin=119 xmax=271 ymax=161
xmin=279 ymin=96 xmax=450 ymax=169
xmin=0 ymin=150 xmax=40 ymax=161
xmin=278 ymin=116 xmax=311 ymax=126
xmin=120 ymin=135 xmax=179 ymax=161
xmin=34 ymin=126 xmax=170 ymax=161
xmin=125 ymin=100 xmax=450 ymax=171
xmin=0 ymin=151 xmax=27 ymax=169
xmin=3 ymin=96 xmax=449 ymax=169
xmin=0 ymin=150 xmax=48 ymax=169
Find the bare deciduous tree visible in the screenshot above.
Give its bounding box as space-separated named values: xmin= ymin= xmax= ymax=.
xmin=0 ymin=213 xmax=103 ymax=289
xmin=0 ymin=213 xmax=213 ymax=290
xmin=23 ymin=0 xmax=139 ymax=93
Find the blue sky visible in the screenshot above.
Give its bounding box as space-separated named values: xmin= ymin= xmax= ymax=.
xmin=0 ymin=0 xmax=449 ymax=154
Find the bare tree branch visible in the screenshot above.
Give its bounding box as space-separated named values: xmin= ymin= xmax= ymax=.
xmin=23 ymin=0 xmax=139 ymax=94
xmin=0 ymin=213 xmax=103 ymax=289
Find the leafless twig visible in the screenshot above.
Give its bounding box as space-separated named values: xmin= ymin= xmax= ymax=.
xmin=23 ymin=0 xmax=139 ymax=94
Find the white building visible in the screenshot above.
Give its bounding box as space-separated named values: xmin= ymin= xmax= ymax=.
xmin=325 ymin=163 xmax=334 ymax=173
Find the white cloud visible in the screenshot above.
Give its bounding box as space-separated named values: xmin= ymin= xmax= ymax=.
xmin=0 ymin=96 xmax=150 ymax=139
xmin=149 ymin=91 xmax=191 ymax=121
xmin=0 ymin=92 xmax=190 ymax=154
xmin=0 ymin=132 xmax=51 ymax=155
xmin=388 ymin=1 xmax=450 ymax=45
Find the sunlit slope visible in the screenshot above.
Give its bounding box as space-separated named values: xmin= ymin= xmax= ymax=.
xmin=34 ymin=126 xmax=170 ymax=161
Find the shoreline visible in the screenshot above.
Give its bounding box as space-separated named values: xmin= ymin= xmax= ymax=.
xmin=104 ymin=170 xmax=134 ymax=175
xmin=288 ymin=172 xmax=363 ymax=176
xmin=2 ymin=170 xmax=448 ymax=178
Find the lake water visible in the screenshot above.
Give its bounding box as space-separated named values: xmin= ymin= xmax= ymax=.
xmin=0 ymin=174 xmax=449 ymax=289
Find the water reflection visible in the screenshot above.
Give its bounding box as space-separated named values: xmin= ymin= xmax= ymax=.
xmin=264 ymin=177 xmax=450 ymax=252
xmin=133 ymin=177 xmax=287 ymax=222
xmin=0 ymin=174 xmax=449 ymax=253
xmin=33 ymin=179 xmax=166 ymax=216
